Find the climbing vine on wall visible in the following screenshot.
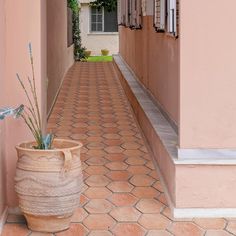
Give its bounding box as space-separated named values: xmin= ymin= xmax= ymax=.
xmin=68 ymin=0 xmax=86 ymax=61
xmin=90 ymin=0 xmax=117 ymax=12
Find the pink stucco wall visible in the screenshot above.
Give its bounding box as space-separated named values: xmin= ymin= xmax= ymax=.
xmin=119 ymin=16 xmax=179 ymax=125
xmin=0 ymin=0 xmax=6 ymax=217
xmin=3 ymin=0 xmax=47 ymax=207
xmin=47 ymin=0 xmax=74 ymax=114
xmin=179 ymin=0 xmax=236 ymax=148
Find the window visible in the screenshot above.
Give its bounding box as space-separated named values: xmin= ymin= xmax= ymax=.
xmin=153 ymin=0 xmax=178 ymax=36
xmin=153 ymin=0 xmax=165 ymax=31
xmin=167 ymin=0 xmax=177 ymax=36
xmin=118 ymin=0 xmax=142 ymax=29
xmin=90 ymin=6 xmax=118 ymax=33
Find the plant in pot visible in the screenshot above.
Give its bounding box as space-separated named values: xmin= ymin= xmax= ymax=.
xmin=101 ymin=49 xmax=109 ymax=56
xmin=0 ymin=44 xmax=83 ymax=233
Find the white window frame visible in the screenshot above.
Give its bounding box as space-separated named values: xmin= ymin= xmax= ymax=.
xmin=167 ymin=0 xmax=177 ymax=36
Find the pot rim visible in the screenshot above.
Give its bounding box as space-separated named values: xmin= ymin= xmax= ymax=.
xmin=15 ymin=139 xmax=83 ymax=153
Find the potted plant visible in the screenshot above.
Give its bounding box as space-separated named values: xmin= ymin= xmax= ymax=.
xmin=0 ymin=44 xmax=83 ymax=233
xmin=85 ymin=50 xmax=92 ymax=58
xmin=101 ymin=49 xmax=109 ymax=56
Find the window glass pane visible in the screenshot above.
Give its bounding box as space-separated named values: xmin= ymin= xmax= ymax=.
xmin=97 ymin=15 xmax=103 ymax=22
xmin=91 ymin=23 xmax=97 ymax=31
xmin=104 ymin=8 xmax=118 ymax=32
xmin=91 ymin=15 xmax=96 ymax=22
xmin=97 ymin=23 xmax=103 ymax=31
xmin=91 ymin=7 xmax=97 ymax=14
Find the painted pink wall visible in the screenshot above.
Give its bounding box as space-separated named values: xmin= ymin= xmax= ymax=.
xmin=119 ymin=16 xmax=179 ymax=125
xmin=179 ymin=0 xmax=236 ymax=148
xmin=47 ymin=0 xmax=74 ymax=114
xmin=4 ymin=0 xmax=47 ymax=207
xmin=0 ymin=0 xmax=6 ymax=216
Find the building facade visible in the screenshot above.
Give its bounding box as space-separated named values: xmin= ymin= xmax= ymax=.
xmin=116 ymin=0 xmax=236 ymax=218
xmin=79 ymin=0 xmax=119 ymax=55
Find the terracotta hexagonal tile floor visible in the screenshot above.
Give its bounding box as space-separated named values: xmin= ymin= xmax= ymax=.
xmin=3 ymin=62 xmax=236 ymax=235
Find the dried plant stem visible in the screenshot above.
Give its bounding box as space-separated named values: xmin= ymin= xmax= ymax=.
xmin=16 ymin=74 xmax=40 ymax=132
xmin=29 ymin=46 xmax=42 ymax=133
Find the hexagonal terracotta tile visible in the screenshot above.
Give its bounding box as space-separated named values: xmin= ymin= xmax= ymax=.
xmin=110 ymin=206 xmax=141 ymax=222
xmin=87 ymin=142 xmax=105 ymax=150
xmin=106 ymin=171 xmax=131 ymax=181
xmin=112 ymin=223 xmax=146 ymax=236
xmin=71 ymin=208 xmax=88 ymax=223
xmin=132 ymin=187 xmax=160 ymax=198
xmin=86 ymin=157 xmax=108 ymax=166
xmin=1 ymin=224 xmax=30 ymax=236
xmin=121 ymin=142 xmax=141 ymax=150
xmin=87 ymin=150 xmax=107 ymax=158
xmin=168 ymin=222 xmax=205 ymax=236
xmin=85 ymin=166 xmax=109 ymax=175
xmin=138 ymin=214 xmax=170 ymax=230
xmin=84 ymin=187 xmax=112 ymax=199
xmin=136 ymin=199 xmax=164 ymax=213
xmin=103 ymin=133 xmax=121 ymax=140
xmin=153 ymin=181 xmax=164 ymax=192
xmin=105 ymin=162 xmax=128 ymax=171
xmin=104 ymin=146 xmax=124 ymax=154
xmin=107 ymin=181 xmax=134 ymax=193
xmin=88 ymin=231 xmax=113 ymax=236
xmin=205 ymin=230 xmax=232 ymax=236
xmin=85 ymin=175 xmax=110 ymax=187
xmin=83 ymin=214 xmax=115 ymax=230
xmin=85 ymin=199 xmax=113 ymax=214
xmin=226 ymin=220 xmax=236 ymax=235
xmin=56 ymin=223 xmax=88 ymax=236
xmin=109 ymin=193 xmax=138 ymax=206
xmin=194 ymin=218 xmax=226 ymax=230
xmin=104 ymin=153 xmax=126 ymax=162
xmin=128 ymin=166 xmax=151 ymax=175
xmin=146 ymin=230 xmax=172 ymax=236
xmin=129 ymin=175 xmax=155 ymax=187
xmin=125 ymin=157 xmax=147 ymax=165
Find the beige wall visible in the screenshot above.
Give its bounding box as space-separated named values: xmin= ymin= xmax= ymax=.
xmin=47 ymin=0 xmax=74 ymax=114
xmin=3 ymin=0 xmax=47 ymax=207
xmin=80 ymin=4 xmax=119 ymax=55
xmin=119 ymin=16 xmax=179 ymax=125
xmin=179 ymin=0 xmax=236 ymax=148
xmin=0 ymin=0 xmax=6 ymax=217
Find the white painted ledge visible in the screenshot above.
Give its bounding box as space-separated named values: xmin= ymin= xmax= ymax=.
xmin=173 ymin=207 xmax=236 ymax=219
xmin=114 ymin=54 xmax=236 ymax=166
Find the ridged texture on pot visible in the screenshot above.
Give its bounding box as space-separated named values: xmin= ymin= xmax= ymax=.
xmin=15 ymin=139 xmax=83 ymax=216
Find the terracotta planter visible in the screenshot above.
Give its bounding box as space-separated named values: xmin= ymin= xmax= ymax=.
xmin=15 ymin=139 xmax=83 ymax=233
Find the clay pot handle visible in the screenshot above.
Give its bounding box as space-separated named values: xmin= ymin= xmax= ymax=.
xmin=61 ymin=150 xmax=73 ymax=174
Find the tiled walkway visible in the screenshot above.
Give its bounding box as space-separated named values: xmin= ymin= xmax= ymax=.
xmin=2 ymin=62 xmax=236 ymax=236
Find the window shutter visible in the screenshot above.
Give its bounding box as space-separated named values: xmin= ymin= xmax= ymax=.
xmin=167 ymin=0 xmax=177 ymax=36
xmin=135 ymin=0 xmax=142 ymax=29
xmin=126 ymin=0 xmax=130 ymax=26
xmin=131 ymin=0 xmax=136 ymax=28
xmin=154 ymin=0 xmax=165 ymax=31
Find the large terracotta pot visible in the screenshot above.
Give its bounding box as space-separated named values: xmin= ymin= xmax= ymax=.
xmin=15 ymin=139 xmax=83 ymax=233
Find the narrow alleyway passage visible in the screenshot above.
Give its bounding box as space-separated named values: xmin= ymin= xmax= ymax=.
xmin=2 ymin=62 xmax=236 ymax=236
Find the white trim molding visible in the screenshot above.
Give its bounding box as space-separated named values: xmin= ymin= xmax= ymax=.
xmin=178 ymin=148 xmax=236 ymax=165
xmin=173 ymin=207 xmax=236 ymax=219
xmin=0 ymin=207 xmax=8 ymax=234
